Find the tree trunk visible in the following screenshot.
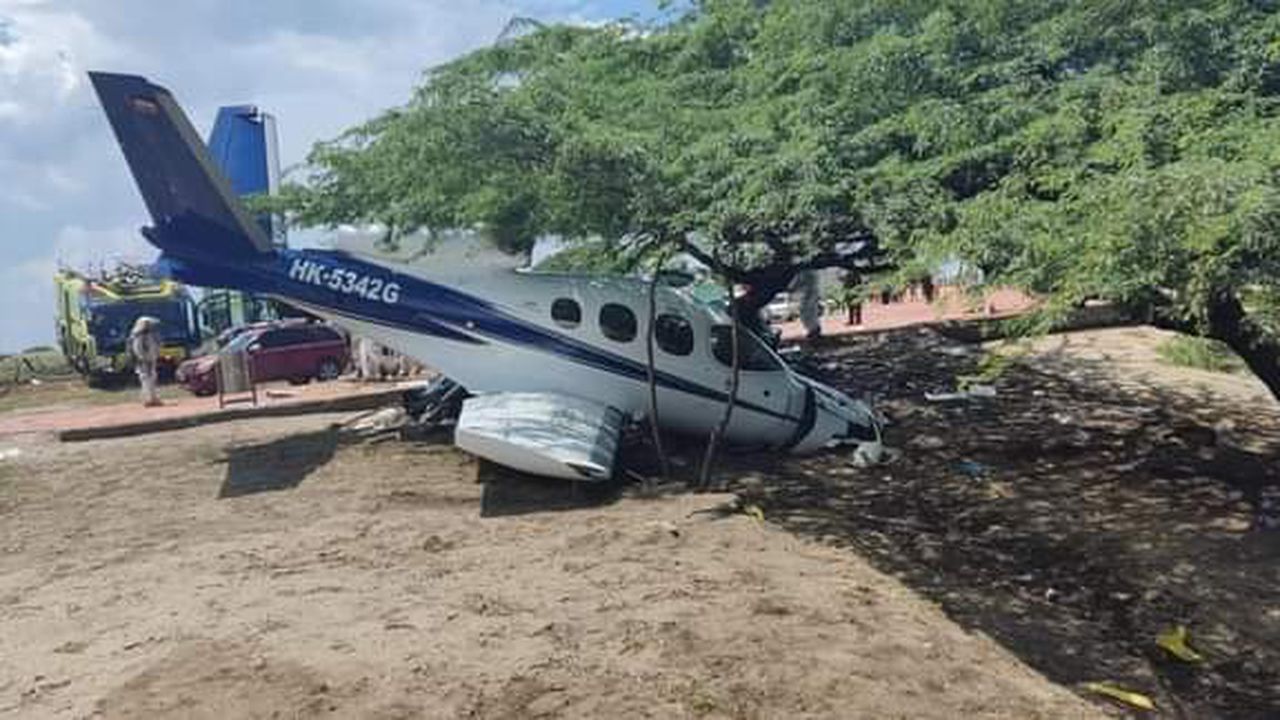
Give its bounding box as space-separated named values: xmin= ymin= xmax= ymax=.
xmin=645 ymin=253 xmax=671 ymax=482
xmin=699 ymin=273 xmax=741 ymax=489
xmin=1206 ymin=292 xmax=1280 ymax=402
xmin=737 ymin=271 xmax=792 ymax=320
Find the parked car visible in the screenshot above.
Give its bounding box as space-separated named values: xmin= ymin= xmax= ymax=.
xmin=212 ymin=318 xmax=307 ymax=349
xmin=176 ymin=322 xmax=349 ymax=396
xmin=763 ymin=292 xmax=801 ymax=323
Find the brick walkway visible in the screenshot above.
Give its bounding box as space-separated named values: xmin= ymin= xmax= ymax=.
xmin=777 ymin=287 xmax=1034 ymax=340
xmin=0 ymin=378 xmax=422 ymax=437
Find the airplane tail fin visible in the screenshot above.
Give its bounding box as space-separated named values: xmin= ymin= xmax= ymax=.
xmin=208 ymin=104 xmax=286 ymax=247
xmin=89 ymin=72 xmax=274 ymax=258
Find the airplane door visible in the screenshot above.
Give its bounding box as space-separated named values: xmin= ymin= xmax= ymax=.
xmin=706 ymin=325 xmax=795 ymax=428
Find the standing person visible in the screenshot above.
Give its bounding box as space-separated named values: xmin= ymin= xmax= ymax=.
xmin=842 ymin=271 xmax=863 ymax=326
xmin=791 ymin=270 xmax=822 ymax=340
xmin=129 ymin=316 xmax=162 ymax=407
xmin=355 ymin=336 xmax=375 ymax=380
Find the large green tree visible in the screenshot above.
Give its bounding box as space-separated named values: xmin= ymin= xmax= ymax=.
xmin=279 ymin=0 xmax=1280 ymax=400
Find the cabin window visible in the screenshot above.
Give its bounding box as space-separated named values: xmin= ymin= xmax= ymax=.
xmin=551 ymin=298 xmax=581 ymax=328
xmin=256 ymin=329 xmax=290 ymax=348
xmin=655 ymin=314 xmax=694 ymax=356
xmin=599 ymin=303 xmax=637 ymax=342
xmin=710 ymin=325 xmax=783 ymax=371
xmin=304 ymin=325 xmax=343 ymax=343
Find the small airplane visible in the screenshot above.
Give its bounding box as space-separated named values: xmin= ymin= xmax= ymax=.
xmin=89 ymin=71 xmax=883 ymax=481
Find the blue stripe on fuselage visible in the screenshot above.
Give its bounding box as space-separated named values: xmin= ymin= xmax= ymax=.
xmin=158 ymin=248 xmax=797 ymax=423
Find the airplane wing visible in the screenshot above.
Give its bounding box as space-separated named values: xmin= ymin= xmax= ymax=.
xmin=454 ymin=392 xmax=626 ymax=481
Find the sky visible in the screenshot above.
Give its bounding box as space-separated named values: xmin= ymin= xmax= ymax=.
xmin=0 ymin=0 xmax=665 ymax=353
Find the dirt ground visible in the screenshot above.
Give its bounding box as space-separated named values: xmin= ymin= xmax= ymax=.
xmin=2 ymin=324 xmax=1276 ymax=719
xmin=0 ymin=378 xmax=189 ymax=416
xmin=719 ymin=325 xmax=1280 ymax=719
xmin=0 ymin=414 xmax=1096 ymax=718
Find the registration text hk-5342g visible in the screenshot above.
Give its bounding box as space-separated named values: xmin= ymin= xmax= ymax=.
xmin=288 ymin=258 xmax=401 ymax=304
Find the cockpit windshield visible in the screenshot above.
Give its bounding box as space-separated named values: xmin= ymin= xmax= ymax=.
xmin=88 ymin=300 xmax=196 ymax=351
xmin=709 ymin=324 xmax=783 ymax=372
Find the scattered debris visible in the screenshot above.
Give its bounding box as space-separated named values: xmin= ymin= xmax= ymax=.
xmin=1256 ymin=487 xmax=1280 ymax=531
xmin=1156 ymin=625 xmax=1204 ymax=664
xmin=953 ymin=460 xmax=989 ymax=479
xmin=736 ymin=472 xmax=765 ymax=494
xmin=1083 ymin=681 xmax=1156 ymax=711
xmin=964 ymin=384 xmax=998 ymax=398
xmin=850 ymin=443 xmax=900 ymax=467
xmin=688 ymin=497 xmax=764 ymax=524
xmin=1212 ymin=419 xmax=1241 ymax=450
xmin=402 ymin=376 xmax=466 ymax=424
xmin=924 ymin=384 xmax=997 ymax=402
xmin=336 ymin=378 xmax=468 ymax=443
xmin=343 ymin=406 xmax=407 ymax=436
xmin=645 ymin=520 xmax=681 ymax=538
xmin=907 ymin=434 xmax=946 ymax=451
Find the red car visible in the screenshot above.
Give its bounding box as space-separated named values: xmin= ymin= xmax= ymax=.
xmin=176 ymin=323 xmax=349 ymax=396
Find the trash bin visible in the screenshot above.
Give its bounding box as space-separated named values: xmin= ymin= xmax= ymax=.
xmin=216 ymin=350 xmax=258 ymax=408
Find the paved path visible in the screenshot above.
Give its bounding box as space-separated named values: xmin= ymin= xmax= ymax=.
xmin=0 ymin=378 xmax=422 ymax=438
xmin=777 ymin=287 xmax=1033 ymax=340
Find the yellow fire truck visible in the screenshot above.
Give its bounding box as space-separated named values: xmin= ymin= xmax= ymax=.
xmin=54 ymin=265 xmax=201 ymax=383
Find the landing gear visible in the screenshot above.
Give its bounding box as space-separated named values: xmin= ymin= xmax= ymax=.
xmin=402 ymin=376 xmax=467 ymax=425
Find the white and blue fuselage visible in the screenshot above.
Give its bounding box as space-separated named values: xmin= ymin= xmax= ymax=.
xmin=160 ymin=237 xmax=879 ymax=452
xmin=89 ymin=70 xmax=881 ymax=457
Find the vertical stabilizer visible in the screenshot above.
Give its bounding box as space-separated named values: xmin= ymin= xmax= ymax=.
xmin=89 ymin=72 xmax=274 ymax=258
xmin=207 ymin=105 xmax=286 ymax=247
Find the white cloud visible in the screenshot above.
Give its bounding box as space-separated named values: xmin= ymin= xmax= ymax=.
xmin=0 ymin=2 xmax=127 ymax=126
xmin=41 ymin=164 xmax=80 ymax=193
xmin=252 ymin=30 xmax=378 ymax=79
xmin=49 ymin=224 xmax=153 ymax=271
xmin=0 ymin=223 xmax=153 ymax=350
xmin=1 ymin=187 xmax=45 ymax=210
xmin=9 ymin=223 xmax=152 ymax=293
xmin=0 ymin=0 xmax=658 ymax=351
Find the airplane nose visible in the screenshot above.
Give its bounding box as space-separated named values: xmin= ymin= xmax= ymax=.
xmin=788 ymin=379 xmax=882 ymax=454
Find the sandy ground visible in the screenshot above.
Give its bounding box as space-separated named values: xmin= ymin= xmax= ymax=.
xmin=0 ymin=378 xmax=422 ymax=437
xmin=0 ymin=412 xmax=1099 ymax=719
xmin=751 ymin=325 xmax=1279 ymax=717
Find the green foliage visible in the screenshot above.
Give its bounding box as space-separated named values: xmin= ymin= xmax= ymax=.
xmin=1156 ymin=335 xmax=1243 ymax=373
xmin=533 ymin=239 xmax=647 ymax=274
xmin=0 ymin=350 xmax=72 ymax=386
xmin=278 ymin=0 xmax=1280 ymax=391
